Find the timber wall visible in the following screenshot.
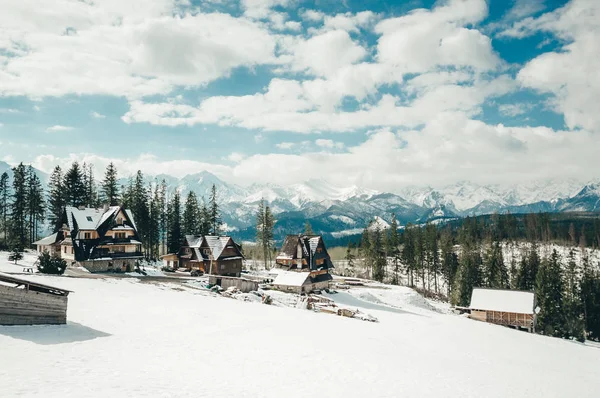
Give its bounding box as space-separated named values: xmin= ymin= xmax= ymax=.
xmin=0 ymin=284 xmax=68 ymax=325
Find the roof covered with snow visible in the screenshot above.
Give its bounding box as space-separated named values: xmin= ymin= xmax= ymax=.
xmin=33 ymin=232 xmax=60 ymax=246
xmin=65 ymin=206 xmax=124 ymax=231
xmin=273 ymin=271 xmax=311 ymax=287
xmin=469 ymin=288 xmax=535 ymax=314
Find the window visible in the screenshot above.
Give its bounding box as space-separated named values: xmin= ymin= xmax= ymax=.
xmin=115 ymin=232 xmax=126 ymax=239
xmin=113 ymin=246 xmax=125 ymax=253
xmin=86 ymin=216 xmax=93 ymax=222
xmin=70 ymin=247 xmax=74 ymax=254
xmin=316 ymin=247 xmax=323 ymax=253
xmin=84 ymin=232 xmax=91 ymax=239
xmin=64 ymin=246 xmax=67 ymax=254
xmin=203 ymin=249 xmax=211 ymax=255
xmin=316 ymin=258 xmax=325 ymax=266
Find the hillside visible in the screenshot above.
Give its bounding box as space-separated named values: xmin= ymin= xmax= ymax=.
xmin=1 ymin=271 xmax=599 ymax=397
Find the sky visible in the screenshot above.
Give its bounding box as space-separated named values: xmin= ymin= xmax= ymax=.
xmin=0 ymin=0 xmax=599 ymax=192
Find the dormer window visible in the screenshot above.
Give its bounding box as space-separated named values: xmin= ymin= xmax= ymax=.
xmin=84 ymin=232 xmax=91 ymax=239
xmin=86 ymin=216 xmax=93 ymax=222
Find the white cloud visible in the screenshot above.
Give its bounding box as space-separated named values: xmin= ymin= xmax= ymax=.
xmin=90 ymin=111 xmax=106 ymax=119
xmin=0 ymin=108 xmax=19 ymax=113
xmin=316 ymin=11 xmax=379 ymax=33
xmin=375 ymin=0 xmax=499 ymax=73
xmin=281 ymin=30 xmax=368 ymax=78
xmin=315 ymin=139 xmax=344 ymax=149
xmin=0 ymin=1 xmax=278 ymax=99
xmin=46 ymin=125 xmax=74 ymax=132
xmin=509 ymin=0 xmax=600 ymax=132
xmin=242 ymin=0 xmax=290 ymax=19
xmin=301 ymin=10 xmax=325 ymax=22
xmin=226 ymin=152 xmax=246 ymax=163
xmin=276 ymin=142 xmax=295 ymax=149
xmin=498 ymin=103 xmax=533 ymax=117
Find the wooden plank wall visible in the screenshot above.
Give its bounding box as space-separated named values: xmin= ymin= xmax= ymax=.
xmin=0 ymin=284 xmax=68 ymax=325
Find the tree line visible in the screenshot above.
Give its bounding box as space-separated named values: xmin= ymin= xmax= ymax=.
xmin=345 ymin=213 xmax=600 ymax=341
xmin=0 ymin=162 xmax=223 ymax=260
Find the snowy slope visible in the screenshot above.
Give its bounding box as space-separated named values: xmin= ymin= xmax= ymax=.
xmin=1 ymin=276 xmax=599 ymax=397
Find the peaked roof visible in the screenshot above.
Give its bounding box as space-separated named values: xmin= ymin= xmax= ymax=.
xmin=469 ymin=288 xmax=535 ymax=314
xmin=33 ymin=232 xmax=60 ymax=246
xmin=65 ymin=206 xmax=122 ymax=231
xmin=278 ymin=234 xmax=323 ymax=258
xmin=185 ymin=235 xmax=203 ymax=248
xmin=203 ymin=236 xmax=232 ymax=259
xmin=273 ymin=270 xmax=311 ymax=287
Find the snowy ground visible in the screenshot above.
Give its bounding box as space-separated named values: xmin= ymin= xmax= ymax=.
xmin=2 ymin=274 xmax=600 ymax=397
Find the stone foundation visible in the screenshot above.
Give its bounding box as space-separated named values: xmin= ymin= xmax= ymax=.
xmin=79 ymin=259 xmax=138 ymax=273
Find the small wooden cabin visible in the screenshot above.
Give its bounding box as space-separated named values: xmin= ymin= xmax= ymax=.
xmin=272 ymin=270 xmax=332 ymax=294
xmin=0 ymin=273 xmax=71 ymax=325
xmin=275 ymin=234 xmax=334 ymax=271
xmin=469 ymin=288 xmax=536 ymax=332
xmin=166 ymin=235 xmax=245 ymax=276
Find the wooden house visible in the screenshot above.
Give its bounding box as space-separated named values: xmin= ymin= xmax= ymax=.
xmin=469 ymin=288 xmax=537 ymax=332
xmin=0 ymin=273 xmax=71 ymax=325
xmin=35 ymin=205 xmax=143 ymax=273
xmin=273 ymin=234 xmax=334 ymax=294
xmin=165 ymin=235 xmax=244 ymax=276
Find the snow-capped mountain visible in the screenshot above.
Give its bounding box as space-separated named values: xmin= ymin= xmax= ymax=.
xmin=149 ymin=171 xmax=600 ymax=242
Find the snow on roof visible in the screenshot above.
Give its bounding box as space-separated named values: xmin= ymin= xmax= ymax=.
xmin=469 ymin=288 xmax=535 ymax=314
xmin=65 ymin=206 xmax=122 ymax=231
xmin=33 ymin=232 xmax=59 ymax=246
xmin=186 ymin=235 xmax=203 ymax=248
xmin=273 ymin=271 xmax=310 ymax=287
xmin=308 ymin=237 xmax=320 ymax=256
xmin=204 ymin=236 xmax=231 ymax=259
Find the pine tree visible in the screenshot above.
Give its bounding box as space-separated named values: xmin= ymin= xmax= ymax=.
xmin=255 ymin=199 xmax=274 ymax=269
xmin=402 ymin=224 xmax=417 ymax=287
xmin=345 ymin=241 xmax=356 ymax=271
xmin=83 ymin=163 xmax=98 ymax=207
xmin=451 ymin=243 xmax=481 ymax=306
xmin=483 ymin=241 xmax=508 ymax=289
xmin=371 ymin=225 xmax=386 ymax=282
xmin=101 ymin=162 xmax=120 ymax=206
xmin=304 ymin=221 xmax=314 ymax=235
xmin=130 ymin=171 xmax=150 ymax=257
xmin=516 ymin=245 xmax=540 ymax=291
xmin=509 ymin=257 xmax=519 ymax=289
xmin=63 ymin=162 xmax=86 ymax=207
xmin=47 ymin=166 xmax=65 ymax=228
xmin=360 ymin=223 xmax=372 ymax=278
xmin=388 ymin=214 xmax=401 ymax=285
xmin=199 ymin=198 xmax=210 ymax=236
xmin=156 ymin=180 xmax=168 ymax=255
xmin=167 ymin=191 xmax=182 ymax=254
xmin=440 ymin=228 xmax=458 ymax=297
xmin=208 ymin=184 xmax=221 ymax=235
xmin=146 ymin=182 xmax=161 ymax=260
xmin=9 ymin=163 xmax=28 ymax=250
xmin=264 ymin=205 xmax=274 ymax=268
xmin=183 ymin=191 xmax=200 ymax=236
xmin=536 ymin=250 xmax=565 ymax=337
xmin=425 ymin=223 xmax=439 ymax=293
xmin=581 ymin=254 xmax=600 ymax=340
xmin=0 ymin=172 xmax=9 ymax=248
xmin=563 ymin=249 xmax=585 ymax=340
xmin=26 ymin=166 xmax=45 ymax=244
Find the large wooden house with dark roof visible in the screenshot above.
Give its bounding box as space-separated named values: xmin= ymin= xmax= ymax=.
xmin=163 ymin=235 xmax=244 ymax=276
xmin=34 ymin=205 xmax=143 ymax=272
xmin=273 ymin=234 xmax=334 ymax=293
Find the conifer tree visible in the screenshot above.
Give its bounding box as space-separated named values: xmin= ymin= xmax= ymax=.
xmin=440 ymin=228 xmax=458 ymax=297
xmin=208 ymin=183 xmax=221 ymax=235
xmin=199 ymin=198 xmax=210 ymax=236
xmin=146 ymin=182 xmax=161 ymax=260
xmin=388 ymin=214 xmax=401 ymax=285
xmin=0 ymin=172 xmax=9 ymax=248
xmin=483 ymin=241 xmax=508 ymax=289
xmin=402 ymin=224 xmax=417 ymax=287
xmin=101 ymin=162 xmax=120 ymax=205
xmin=9 ymin=163 xmax=28 ymax=249
xmin=83 ymin=163 xmax=98 ymax=207
xmin=47 ymin=166 xmax=65 ymax=227
xmin=304 ymin=221 xmax=314 ymax=235
xmin=26 ymin=166 xmax=45 ymax=244
xmin=167 ymin=191 xmax=182 ymax=254
xmin=516 ymin=245 xmax=540 ymax=291
xmin=563 ymin=249 xmax=585 ymax=340
xmin=581 ymin=253 xmax=600 ymax=340
xmin=183 ymin=191 xmax=200 ymax=236
xmin=451 ymin=243 xmax=481 ymax=306
xmin=371 ymin=225 xmax=386 ymax=282
xmin=425 ymin=223 xmax=439 ymax=292
xmin=264 ymin=205 xmax=274 ymax=268
xmin=130 ymin=171 xmax=150 ymax=256
xmin=360 ymin=223 xmax=373 ymax=278
xmin=345 ymin=241 xmax=356 ymax=272
xmin=63 ymin=161 xmax=86 ymax=207
xmin=255 ymin=199 xmax=274 ymax=269
xmin=536 ymin=250 xmax=565 ymax=337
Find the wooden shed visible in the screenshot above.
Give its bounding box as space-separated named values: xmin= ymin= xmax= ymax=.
xmin=208 ymin=275 xmax=259 ymax=293
xmin=0 ymin=273 xmax=71 ymax=325
xmin=272 ymin=270 xmax=332 ymax=294
xmin=469 ymin=288 xmax=536 ymax=332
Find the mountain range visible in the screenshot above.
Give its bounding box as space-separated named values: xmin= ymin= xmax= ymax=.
xmin=153 ymin=170 xmax=600 ymax=243
xmin=2 ymin=161 xmax=599 ymax=244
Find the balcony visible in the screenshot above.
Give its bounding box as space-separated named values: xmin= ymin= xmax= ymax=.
xmin=89 ymin=251 xmax=144 ymax=260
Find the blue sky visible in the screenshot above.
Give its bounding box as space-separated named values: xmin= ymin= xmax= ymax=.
xmin=0 ymin=0 xmax=598 ymax=191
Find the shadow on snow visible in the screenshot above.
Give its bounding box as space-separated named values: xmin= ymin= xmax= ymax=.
xmin=0 ymin=321 xmax=111 ymax=345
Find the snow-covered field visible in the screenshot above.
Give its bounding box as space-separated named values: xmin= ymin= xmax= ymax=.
xmin=2 ymin=272 xmax=600 ymax=397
